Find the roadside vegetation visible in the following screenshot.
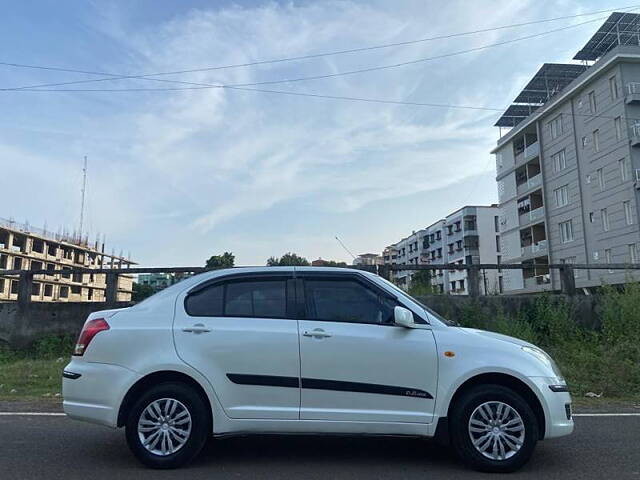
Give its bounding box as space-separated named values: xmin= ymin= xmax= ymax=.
xmin=1 ymin=282 xmax=639 ymax=406
xmin=455 ymin=286 xmax=640 ymax=403
xmin=0 ymin=335 xmax=74 ymax=401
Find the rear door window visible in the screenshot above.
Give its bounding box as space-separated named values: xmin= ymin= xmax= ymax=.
xmin=186 ymin=278 xmax=288 ymax=318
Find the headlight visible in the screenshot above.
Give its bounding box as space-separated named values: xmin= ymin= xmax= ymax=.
xmin=522 ymin=346 xmax=564 ymax=381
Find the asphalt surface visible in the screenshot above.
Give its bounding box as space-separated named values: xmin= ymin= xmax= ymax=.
xmin=1 ymin=415 xmax=639 ymax=479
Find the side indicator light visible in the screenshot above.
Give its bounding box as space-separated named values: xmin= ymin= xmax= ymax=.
xmin=444 ymin=351 xmax=455 ymax=357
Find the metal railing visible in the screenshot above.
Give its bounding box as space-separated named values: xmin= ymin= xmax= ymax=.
xmin=376 ymin=263 xmax=640 ymax=297
xmin=3 ymin=263 xmax=640 ymax=304
xmin=1 ymin=266 xmax=206 ymax=305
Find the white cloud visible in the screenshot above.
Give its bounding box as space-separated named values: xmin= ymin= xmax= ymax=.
xmin=3 ymin=0 xmax=598 ymax=264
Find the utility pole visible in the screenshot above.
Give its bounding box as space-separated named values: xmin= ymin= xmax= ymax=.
xmin=79 ymin=156 xmax=87 ymax=242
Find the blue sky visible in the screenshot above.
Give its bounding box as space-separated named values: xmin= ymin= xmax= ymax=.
xmin=0 ymin=0 xmax=628 ymax=266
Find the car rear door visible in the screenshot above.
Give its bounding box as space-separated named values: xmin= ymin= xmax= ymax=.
xmin=173 ymin=272 xmax=300 ymax=420
xmin=297 ymin=273 xmax=438 ymax=424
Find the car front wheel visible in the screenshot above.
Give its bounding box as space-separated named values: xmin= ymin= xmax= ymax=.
xmin=125 ymin=382 xmax=210 ymax=469
xmin=450 ymin=384 xmax=539 ymax=473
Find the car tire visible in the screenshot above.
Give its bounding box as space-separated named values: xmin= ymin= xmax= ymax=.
xmin=125 ymin=382 xmax=210 ymax=469
xmin=449 ymin=384 xmax=539 ymax=473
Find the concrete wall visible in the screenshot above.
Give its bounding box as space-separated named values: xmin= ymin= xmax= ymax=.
xmin=1 ymin=293 xmax=604 ymax=349
xmin=0 ymin=301 xmax=131 ymax=348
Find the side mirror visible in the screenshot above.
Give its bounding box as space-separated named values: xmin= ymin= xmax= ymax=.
xmin=394 ymin=306 xmax=415 ymax=328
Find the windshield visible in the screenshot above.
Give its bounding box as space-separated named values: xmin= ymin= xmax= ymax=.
xmin=376 ymin=276 xmax=458 ymax=326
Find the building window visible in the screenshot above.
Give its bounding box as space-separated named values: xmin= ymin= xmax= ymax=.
xmin=560 ymin=220 xmax=574 ymax=243
xmin=549 ymin=115 xmax=563 ymax=139
xmin=605 ymin=249 xmax=613 ymax=272
xmin=597 ymin=167 xmax=605 ymax=191
xmin=630 ymin=244 xmax=638 ymax=264
xmin=610 ymin=75 xmax=619 ymax=100
xmin=593 ymin=129 xmax=600 ymax=152
xmin=624 ymin=201 xmax=633 ymax=225
xmin=496 ymin=235 xmax=501 ymax=252
xmin=581 ymin=136 xmax=587 ymax=148
xmin=620 ymin=158 xmax=630 ymax=182
xmin=602 ymin=208 xmax=610 ymax=232
xmin=589 ymin=212 xmax=595 ymax=223
xmin=554 ymin=185 xmax=569 ymax=207
xmin=552 ymin=149 xmax=566 ymax=172
xmin=588 ymin=90 xmax=597 ymax=113
xmin=615 ymin=116 xmax=622 ymax=141
xmin=494 ymin=215 xmax=499 ymax=233
xmin=459 ymin=280 xmax=465 ymax=291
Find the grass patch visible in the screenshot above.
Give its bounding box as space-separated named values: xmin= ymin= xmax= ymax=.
xmin=0 ymin=335 xmax=74 ymax=401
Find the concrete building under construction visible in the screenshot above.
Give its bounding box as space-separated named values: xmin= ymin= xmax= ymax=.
xmin=0 ymin=219 xmax=135 ymax=302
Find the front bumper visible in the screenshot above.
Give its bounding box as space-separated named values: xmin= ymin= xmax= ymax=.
xmin=529 ymin=376 xmax=574 ymax=439
xmin=62 ymin=359 xmax=139 ymax=428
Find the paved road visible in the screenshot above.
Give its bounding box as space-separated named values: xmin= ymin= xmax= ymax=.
xmin=1 ymin=415 xmax=639 ymax=479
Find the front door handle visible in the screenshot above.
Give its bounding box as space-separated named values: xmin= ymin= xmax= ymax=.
xmin=303 ymin=328 xmax=332 ymax=339
xmin=182 ymin=323 xmax=211 ymax=334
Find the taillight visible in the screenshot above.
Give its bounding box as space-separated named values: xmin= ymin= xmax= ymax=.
xmin=73 ymin=318 xmax=110 ymax=356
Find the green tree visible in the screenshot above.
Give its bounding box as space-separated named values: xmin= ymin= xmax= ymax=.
xmin=205 ymin=252 xmax=235 ymax=270
xmin=267 ymin=252 xmax=310 ymax=266
xmin=320 ymin=260 xmax=348 ymax=267
xmin=407 ymin=269 xmax=435 ymax=296
xmin=132 ymin=282 xmax=156 ymax=302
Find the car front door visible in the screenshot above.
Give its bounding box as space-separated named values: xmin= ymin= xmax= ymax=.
xmin=297 ymin=274 xmax=438 ymax=424
xmin=173 ymin=273 xmax=300 ymax=420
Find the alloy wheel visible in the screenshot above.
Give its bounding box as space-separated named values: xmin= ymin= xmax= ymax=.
xmin=468 ymin=401 xmax=525 ymax=461
xmin=137 ymin=398 xmax=192 ymax=456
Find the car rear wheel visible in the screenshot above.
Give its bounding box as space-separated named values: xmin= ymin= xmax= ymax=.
xmin=450 ymin=384 xmax=539 ymax=473
xmin=125 ymin=382 xmax=210 ymax=469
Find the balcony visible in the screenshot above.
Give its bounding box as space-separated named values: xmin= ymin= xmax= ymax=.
xmin=518 ymin=206 xmax=545 ymax=225
xmin=631 ymin=123 xmax=640 ymax=147
xmin=521 ymin=240 xmax=548 ymax=257
xmin=529 ymin=206 xmax=545 ymax=221
xmin=626 ymin=83 xmax=640 ymax=104
xmin=524 ymin=274 xmax=551 ymax=289
xmin=515 ymin=141 xmax=539 ymax=164
xmin=516 ymin=173 xmax=542 ymax=196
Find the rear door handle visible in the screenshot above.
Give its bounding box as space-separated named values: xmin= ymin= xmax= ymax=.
xmin=182 ymin=323 xmax=211 ymax=334
xmin=303 ymin=328 xmax=332 ymax=339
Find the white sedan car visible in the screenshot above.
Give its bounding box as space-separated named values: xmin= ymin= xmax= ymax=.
xmin=63 ymin=267 xmax=573 ymax=472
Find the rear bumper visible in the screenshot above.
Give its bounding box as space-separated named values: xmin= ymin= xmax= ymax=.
xmin=63 ymin=359 xmax=139 ymax=428
xmin=529 ymin=376 xmax=574 ymax=439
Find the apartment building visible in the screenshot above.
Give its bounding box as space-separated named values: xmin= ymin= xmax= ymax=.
xmin=384 ymin=205 xmax=500 ymax=294
xmin=386 ymin=229 xmax=427 ymax=287
xmin=423 ymin=206 xmax=501 ymax=294
xmin=352 ymin=253 xmax=384 ymax=266
xmin=493 ymin=13 xmax=640 ymax=293
xmin=137 ymin=273 xmax=177 ymax=291
xmin=0 ymin=219 xmax=134 ymax=302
